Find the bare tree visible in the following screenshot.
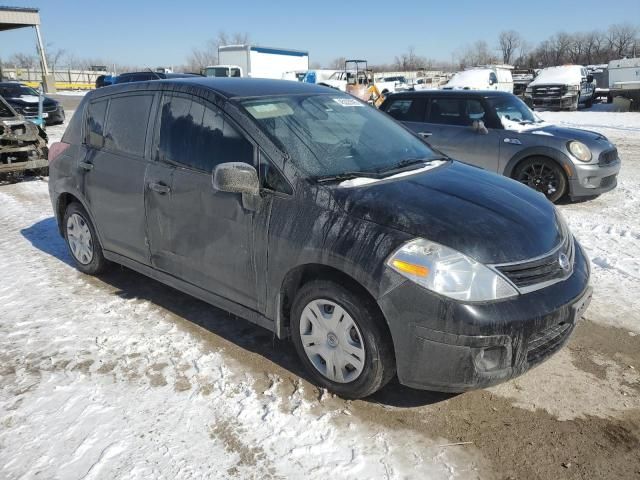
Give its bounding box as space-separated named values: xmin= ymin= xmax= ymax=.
xmin=498 ymin=30 xmax=522 ymax=64
xmin=393 ymin=47 xmax=431 ymax=71
xmin=185 ymin=31 xmax=251 ymax=73
xmin=607 ymin=23 xmax=638 ymax=58
xmin=457 ymin=40 xmax=497 ymax=68
xmin=329 ymin=57 xmax=347 ymax=69
xmin=44 ymin=43 xmax=66 ymax=72
xmin=7 ymin=53 xmax=37 ymax=68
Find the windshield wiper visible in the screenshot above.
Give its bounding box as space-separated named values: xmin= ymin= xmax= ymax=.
xmin=315 ymin=171 xmax=384 ymax=184
xmin=375 ymin=157 xmax=444 ymax=175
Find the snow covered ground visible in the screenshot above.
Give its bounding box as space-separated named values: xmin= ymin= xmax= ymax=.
xmin=1 ymin=107 xmax=639 ymax=479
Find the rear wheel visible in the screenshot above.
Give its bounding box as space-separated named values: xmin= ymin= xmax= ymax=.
xmin=63 ymin=202 xmax=108 ymax=275
xmin=514 ymin=157 xmax=567 ymax=203
xmin=290 ymin=280 xmax=396 ymax=399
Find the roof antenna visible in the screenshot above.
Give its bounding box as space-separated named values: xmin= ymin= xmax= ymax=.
xmin=145 ymin=66 xmax=162 ymax=79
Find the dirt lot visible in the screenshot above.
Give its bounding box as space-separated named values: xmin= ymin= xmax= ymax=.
xmin=0 ymin=104 xmax=639 ymax=479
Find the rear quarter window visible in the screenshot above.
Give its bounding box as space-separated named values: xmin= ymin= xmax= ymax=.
xmin=103 ymin=94 xmax=153 ymax=157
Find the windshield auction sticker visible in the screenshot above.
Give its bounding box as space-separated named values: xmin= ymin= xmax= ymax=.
xmin=333 ymin=98 xmax=364 ymax=107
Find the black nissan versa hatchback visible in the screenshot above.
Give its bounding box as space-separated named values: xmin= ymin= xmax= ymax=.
xmin=48 ymin=78 xmax=592 ymax=398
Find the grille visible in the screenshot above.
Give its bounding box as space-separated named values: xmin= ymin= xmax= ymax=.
xmin=598 ymin=149 xmax=618 ymax=166
xmin=495 ymin=234 xmax=574 ymax=290
xmin=532 ymin=85 xmax=565 ymax=98
xmin=22 ymin=104 xmax=57 ymax=114
xmin=600 ymin=174 xmax=617 ymax=188
xmin=527 ymin=321 xmax=572 ymax=363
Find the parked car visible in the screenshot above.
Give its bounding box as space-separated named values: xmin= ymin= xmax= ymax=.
xmin=202 ymin=65 xmax=243 ymax=78
xmin=95 ymin=75 xmax=116 ymax=88
xmin=301 ymin=69 xmax=338 ymax=84
xmin=512 ymin=68 xmax=537 ymax=97
xmin=380 ymin=90 xmax=620 ymax=202
xmin=49 ymin=78 xmax=591 ymax=398
xmin=524 ymin=65 xmax=595 ymax=110
xmin=444 ymin=67 xmax=513 ymax=93
xmin=0 ymin=82 xmax=65 ymax=125
xmin=114 ymin=72 xmax=200 ymax=84
xmin=374 ymin=75 xmax=410 ymax=94
xmin=0 ymin=95 xmax=48 ymax=175
xmin=412 ymin=75 xmax=448 ymax=91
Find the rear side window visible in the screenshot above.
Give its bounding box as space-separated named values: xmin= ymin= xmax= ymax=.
xmin=384 ymin=98 xmax=426 ymax=122
xmin=428 ymin=98 xmax=487 ymax=127
xmin=86 ymin=99 xmax=108 ymax=148
xmin=104 ymin=94 xmax=153 ymax=157
xmin=158 ymin=95 xmax=254 ymax=173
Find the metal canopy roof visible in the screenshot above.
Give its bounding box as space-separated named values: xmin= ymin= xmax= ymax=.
xmin=0 ymin=6 xmax=40 ymax=32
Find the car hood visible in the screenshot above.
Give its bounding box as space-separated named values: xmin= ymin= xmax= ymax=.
xmin=329 ymin=161 xmax=563 ymax=264
xmin=504 ymin=121 xmax=607 ymax=143
xmin=7 ymin=96 xmax=57 ymax=107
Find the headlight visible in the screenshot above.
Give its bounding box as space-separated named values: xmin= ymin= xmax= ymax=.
xmin=568 ymin=141 xmax=592 ymax=162
xmin=567 ymin=85 xmax=580 ymax=92
xmin=386 ymin=239 xmax=518 ymax=302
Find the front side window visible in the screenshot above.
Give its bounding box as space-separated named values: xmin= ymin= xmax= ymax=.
xmin=241 ymin=94 xmax=439 ymax=179
xmin=103 ymin=94 xmax=153 ymax=156
xmin=428 ymin=98 xmax=487 ymax=127
xmin=158 ymin=95 xmax=253 ymax=172
xmin=487 ymin=95 xmax=539 ymax=127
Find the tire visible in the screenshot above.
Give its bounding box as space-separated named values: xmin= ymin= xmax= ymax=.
xmin=607 ymin=94 xmax=613 ymax=104
xmin=63 ymin=202 xmax=108 ymax=275
xmin=585 ymin=97 xmax=593 ymax=109
xmin=290 ymin=280 xmax=396 ymax=399
xmin=513 ymin=157 xmax=567 ymax=203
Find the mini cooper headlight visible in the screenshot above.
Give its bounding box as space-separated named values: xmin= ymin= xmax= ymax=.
xmin=387 ymin=239 xmax=518 ymax=302
xmin=568 ymin=141 xmax=592 ymax=162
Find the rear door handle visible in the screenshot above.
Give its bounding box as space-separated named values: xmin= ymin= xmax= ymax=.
xmin=148 ymin=182 xmax=171 ymax=194
xmin=418 ymin=131 xmax=432 ymax=138
xmin=79 ymin=161 xmax=93 ymax=171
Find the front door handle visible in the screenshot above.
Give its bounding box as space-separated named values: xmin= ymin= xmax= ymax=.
xmin=418 ymin=131 xmax=432 ymax=138
xmin=79 ymin=161 xmax=93 ymax=171
xmin=148 ymin=182 xmax=171 ymax=194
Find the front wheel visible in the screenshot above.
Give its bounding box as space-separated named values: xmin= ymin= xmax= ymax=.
xmin=63 ymin=202 xmax=108 ymax=275
xmin=291 ymin=280 xmax=396 ymax=399
xmin=514 ymin=157 xmax=567 ymax=203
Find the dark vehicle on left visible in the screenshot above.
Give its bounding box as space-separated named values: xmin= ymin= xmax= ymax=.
xmin=113 ymin=72 xmax=201 ymax=84
xmin=0 ymin=95 xmax=48 ymax=176
xmin=0 ymin=82 xmax=65 ymax=125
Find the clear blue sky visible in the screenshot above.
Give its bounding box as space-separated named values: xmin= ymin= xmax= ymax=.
xmin=2 ymin=0 xmax=639 ymax=67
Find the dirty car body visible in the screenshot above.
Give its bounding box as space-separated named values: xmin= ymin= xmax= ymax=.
xmin=0 ymin=95 xmax=48 ymax=174
xmin=48 ymin=78 xmax=591 ymax=398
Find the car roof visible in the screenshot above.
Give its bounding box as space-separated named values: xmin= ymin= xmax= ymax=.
xmin=97 ymin=77 xmax=336 ymax=100
xmin=388 ymin=89 xmax=514 ymax=99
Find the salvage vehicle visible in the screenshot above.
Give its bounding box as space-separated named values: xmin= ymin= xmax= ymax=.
xmin=114 ymin=72 xmax=200 ymax=84
xmin=374 ymin=75 xmax=410 ymax=94
xmin=524 ymin=65 xmax=595 ymax=110
xmin=202 ymin=65 xmax=243 ymax=78
xmin=444 ymin=66 xmax=513 ymax=93
xmin=512 ymin=68 xmax=536 ymax=97
xmin=380 ymin=90 xmax=620 ymax=202
xmin=0 ymin=95 xmax=49 ymax=176
xmin=0 ymin=82 xmax=65 ymax=125
xmin=48 ymin=78 xmax=592 ymax=398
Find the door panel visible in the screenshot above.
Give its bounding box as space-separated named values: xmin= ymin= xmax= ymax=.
xmin=81 ymin=93 xmax=154 ymax=264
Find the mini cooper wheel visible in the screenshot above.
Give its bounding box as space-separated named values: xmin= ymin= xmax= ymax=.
xmin=514 ymin=157 xmax=567 ymax=203
xmin=63 ymin=202 xmax=107 ymax=275
xmin=291 ymin=280 xmax=395 ymax=399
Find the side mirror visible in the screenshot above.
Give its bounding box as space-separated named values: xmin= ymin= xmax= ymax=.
xmin=472 ymin=120 xmax=489 ymax=135
xmin=212 ymin=162 xmax=260 ymax=209
xmin=587 ymin=74 xmax=594 ymax=83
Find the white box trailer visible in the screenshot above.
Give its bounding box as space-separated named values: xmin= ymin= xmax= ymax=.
xmin=217 ymin=45 xmax=309 ymax=80
xmin=608 ymin=58 xmax=640 ymax=109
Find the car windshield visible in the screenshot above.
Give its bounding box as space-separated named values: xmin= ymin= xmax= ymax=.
xmin=487 ymin=95 xmax=540 ymax=126
xmin=0 ymin=85 xmax=39 ymax=97
xmin=241 ymin=94 xmax=440 ymax=179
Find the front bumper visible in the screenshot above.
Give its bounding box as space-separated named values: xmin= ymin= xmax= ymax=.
xmin=569 ymin=158 xmax=621 ymax=198
xmin=526 ymin=94 xmax=577 ymax=110
xmin=378 ymin=239 xmax=591 ymax=392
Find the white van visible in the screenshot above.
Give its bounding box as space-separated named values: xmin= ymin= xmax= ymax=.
xmin=443 ymin=67 xmax=513 ymax=93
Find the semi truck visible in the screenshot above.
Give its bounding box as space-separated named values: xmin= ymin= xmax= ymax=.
xmin=204 ymin=45 xmax=309 ymax=80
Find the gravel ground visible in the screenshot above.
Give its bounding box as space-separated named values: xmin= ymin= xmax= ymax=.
xmin=1 ymin=104 xmax=639 ymax=479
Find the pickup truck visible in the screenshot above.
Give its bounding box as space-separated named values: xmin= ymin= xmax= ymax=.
xmin=524 ymin=65 xmax=595 ymax=111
